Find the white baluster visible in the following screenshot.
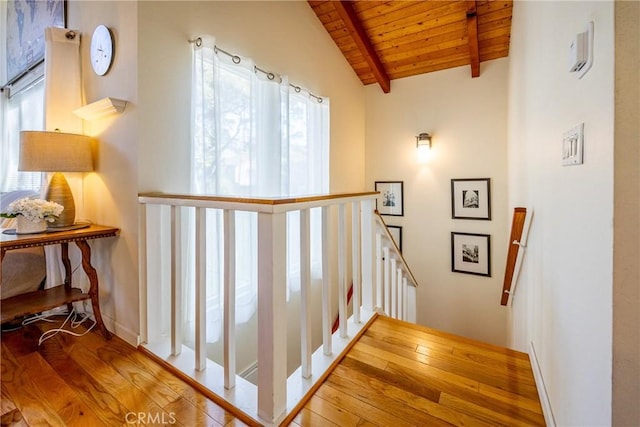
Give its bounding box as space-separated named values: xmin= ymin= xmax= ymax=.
xmin=338 ymin=203 xmax=347 ymax=338
xmin=257 ymin=211 xmax=287 ymax=423
xmin=407 ymin=283 xmax=417 ymax=323
xmin=195 ymin=207 xmax=207 ymax=371
xmin=376 ymin=232 xmax=383 ymax=310
xmin=360 ymin=200 xmax=374 ymax=311
xmin=321 ymin=206 xmax=332 ymax=355
xmin=390 ymin=258 xmax=397 ymax=319
xmin=383 ymin=246 xmax=390 ymax=315
xmin=396 ymin=268 xmax=403 ymax=321
xmin=138 ymin=203 xmax=148 ymax=344
xmin=171 ymin=205 xmax=182 ymax=356
xmin=402 ymin=276 xmax=408 ymax=321
xmin=300 ymin=208 xmax=312 ymax=379
xmin=351 ymin=201 xmax=361 ymax=323
xmin=223 ymin=210 xmax=236 ymax=386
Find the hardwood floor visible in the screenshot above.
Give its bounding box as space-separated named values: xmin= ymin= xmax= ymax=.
xmin=2 ymin=314 xmax=545 ymax=426
xmin=288 ymin=316 xmax=546 ymax=427
xmin=1 ymin=315 xmax=248 ymax=426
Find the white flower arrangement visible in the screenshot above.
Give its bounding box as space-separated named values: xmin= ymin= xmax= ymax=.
xmin=0 ymin=198 xmax=64 ymax=223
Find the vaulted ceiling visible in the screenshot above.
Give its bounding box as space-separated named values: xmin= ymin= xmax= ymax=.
xmin=308 ymin=0 xmax=513 ymax=93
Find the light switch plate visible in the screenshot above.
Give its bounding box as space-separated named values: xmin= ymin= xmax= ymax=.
xmin=562 ymin=123 xmax=584 ymax=166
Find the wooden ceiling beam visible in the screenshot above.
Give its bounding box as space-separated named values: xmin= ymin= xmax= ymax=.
xmin=333 ymin=1 xmax=391 ymax=93
xmin=466 ymin=0 xmax=480 ymax=78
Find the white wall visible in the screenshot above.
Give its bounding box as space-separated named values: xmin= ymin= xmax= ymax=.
xmin=365 ymin=59 xmax=510 ymax=346
xmin=506 ymin=2 xmax=614 ymax=425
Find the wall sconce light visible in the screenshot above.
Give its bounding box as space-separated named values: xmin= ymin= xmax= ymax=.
xmin=416 ymin=132 xmax=432 ymax=163
xmin=19 ymin=130 xmax=93 ymax=227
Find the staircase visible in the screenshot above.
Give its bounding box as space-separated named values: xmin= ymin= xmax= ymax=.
xmin=286 ymin=315 xmax=546 ymax=426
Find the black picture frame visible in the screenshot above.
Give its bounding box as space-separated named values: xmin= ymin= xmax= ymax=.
xmin=375 ymin=181 xmax=404 ymax=216
xmin=5 ymin=0 xmax=66 ymax=86
xmin=451 ymin=232 xmax=491 ymax=277
xmin=451 ymin=178 xmax=491 ymax=220
xmin=387 ymin=225 xmax=402 ymax=253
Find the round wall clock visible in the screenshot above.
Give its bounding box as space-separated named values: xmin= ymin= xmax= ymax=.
xmin=90 ymin=25 xmax=114 ymax=76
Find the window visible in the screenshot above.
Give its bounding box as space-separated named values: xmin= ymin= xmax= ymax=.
xmin=0 ymin=79 xmax=45 ymax=192
xmin=187 ymin=38 xmax=329 ymax=349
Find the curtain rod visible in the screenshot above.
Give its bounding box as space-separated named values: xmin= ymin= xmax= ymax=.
xmin=189 ymin=37 xmax=324 ymax=104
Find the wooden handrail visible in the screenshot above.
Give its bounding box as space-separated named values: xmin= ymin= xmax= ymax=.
xmin=139 ymin=191 xmax=378 ymax=206
xmin=374 ymin=211 xmax=419 ymax=288
xmin=501 ymin=207 xmax=527 ymax=305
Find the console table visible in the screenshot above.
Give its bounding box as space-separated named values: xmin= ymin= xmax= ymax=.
xmin=1 ymin=224 xmax=119 ymax=340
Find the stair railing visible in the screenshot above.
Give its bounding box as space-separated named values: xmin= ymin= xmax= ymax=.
xmin=374 ymin=211 xmax=418 ymax=323
xmin=137 ymin=191 xmax=418 ymax=425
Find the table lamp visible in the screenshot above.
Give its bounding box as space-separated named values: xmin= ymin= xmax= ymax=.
xmin=19 ymin=130 xmax=93 ymax=228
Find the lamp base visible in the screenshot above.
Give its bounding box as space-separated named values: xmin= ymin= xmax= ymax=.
xmin=45 ymin=172 xmax=76 ymax=227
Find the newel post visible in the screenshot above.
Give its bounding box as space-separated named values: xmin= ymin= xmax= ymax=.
xmin=257 ymin=211 xmax=287 ymax=423
xmin=360 ymin=199 xmax=375 ymax=311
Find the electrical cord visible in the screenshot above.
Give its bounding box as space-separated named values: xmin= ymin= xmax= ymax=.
xmin=22 ymin=307 xmax=96 ymax=346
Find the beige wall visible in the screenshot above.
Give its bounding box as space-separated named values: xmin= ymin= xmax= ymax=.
xmin=507 ymin=1 xmax=614 ymax=424
xmin=613 ymin=1 xmax=640 ymax=424
xmin=365 ymin=59 xmax=510 ymax=346
xmin=137 ymin=1 xmax=365 ymax=194
xmin=136 ymin=1 xmax=366 ymax=372
xmin=68 ymin=0 xmax=140 ymax=343
xmin=66 ymin=1 xmax=366 ymax=345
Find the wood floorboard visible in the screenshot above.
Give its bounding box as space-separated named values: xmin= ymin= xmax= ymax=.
xmin=384 ymin=360 xmax=545 ymax=425
xmin=2 ymin=341 xmax=67 ymax=426
xmin=315 ymin=383 xmax=418 ymax=427
xmin=63 ymin=321 xmax=237 ymax=425
xmin=303 ymin=395 xmax=362 ymax=426
xmin=368 ymin=325 xmax=535 ymax=378
xmin=0 ymin=315 xmax=246 ymax=427
xmin=340 ymin=356 xmax=441 ymax=403
xmin=287 ymin=315 xmax=545 ymax=427
xmin=359 ymin=333 xmax=539 ymax=395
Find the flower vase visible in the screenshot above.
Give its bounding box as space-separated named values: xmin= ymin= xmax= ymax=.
xmin=16 ymin=215 xmax=47 ymax=234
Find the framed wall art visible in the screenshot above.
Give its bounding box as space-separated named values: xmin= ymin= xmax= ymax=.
xmin=451 ymin=178 xmax=491 ymax=220
xmin=5 ymin=0 xmax=66 ymax=85
xmin=387 ymin=225 xmax=402 ymax=253
xmin=451 ymin=232 xmax=491 ymax=277
xmin=375 ymin=181 xmax=403 ymax=216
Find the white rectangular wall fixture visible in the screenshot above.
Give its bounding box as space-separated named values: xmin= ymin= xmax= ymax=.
xmin=569 ymin=21 xmax=594 ymax=79
xmin=562 ymin=123 xmax=584 ymax=166
xmin=73 ymin=97 xmax=127 ymax=120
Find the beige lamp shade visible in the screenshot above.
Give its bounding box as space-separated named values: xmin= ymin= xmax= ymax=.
xmin=19 ymin=131 xmax=93 ymax=172
xmin=18 ymin=131 xmax=93 ymax=227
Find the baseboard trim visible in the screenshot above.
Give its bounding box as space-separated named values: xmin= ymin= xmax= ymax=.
xmin=103 ymin=314 xmax=139 ymax=346
xmin=529 ymin=341 xmax=557 ymax=427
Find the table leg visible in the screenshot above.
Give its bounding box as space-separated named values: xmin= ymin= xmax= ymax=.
xmin=75 ymin=240 xmax=112 ymax=340
xmin=60 ymin=243 xmax=74 ymax=314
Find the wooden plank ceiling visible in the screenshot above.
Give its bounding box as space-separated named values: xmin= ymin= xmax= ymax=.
xmin=308 ymin=0 xmax=513 ymax=93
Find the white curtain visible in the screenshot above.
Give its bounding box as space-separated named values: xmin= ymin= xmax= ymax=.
xmin=188 ymin=38 xmax=329 ymax=349
xmin=43 ymin=27 xmax=82 ymax=134
xmin=0 ymin=79 xmax=44 ymax=192
xmin=42 ymin=27 xmax=83 ymax=291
